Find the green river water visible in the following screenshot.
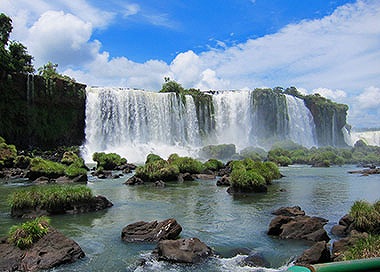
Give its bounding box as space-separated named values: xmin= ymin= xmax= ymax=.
xmin=0 ymin=165 xmax=379 ymax=271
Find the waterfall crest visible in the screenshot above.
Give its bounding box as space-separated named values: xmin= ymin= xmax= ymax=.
xmin=83 ymin=88 xmax=318 ymax=162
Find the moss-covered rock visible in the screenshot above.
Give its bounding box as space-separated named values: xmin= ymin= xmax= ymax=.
xmin=92 ymin=152 xmax=127 ymax=170
xmin=203 ymin=159 xmax=224 ymax=172
xmin=135 ymin=159 xmax=180 ymax=182
xmin=199 ymin=144 xmax=236 ymax=160
xmin=27 ymin=157 xmax=66 ymax=180
xmin=0 ymin=139 xmax=17 ymax=169
xmin=169 ymin=155 xmax=205 ymax=174
xmin=13 ymin=155 xmax=31 ymax=169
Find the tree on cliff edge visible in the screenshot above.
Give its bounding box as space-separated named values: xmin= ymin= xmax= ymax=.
xmin=0 ymin=13 xmax=34 ymax=74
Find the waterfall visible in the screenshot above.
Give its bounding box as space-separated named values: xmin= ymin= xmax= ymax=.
xmin=213 ymin=90 xmax=255 ymax=149
xmin=285 ymin=95 xmax=317 ymax=148
xmin=83 ymin=88 xmax=319 ymax=162
xmin=83 ymin=87 xmax=201 ymax=162
xmin=349 ymin=130 xmax=380 ymax=146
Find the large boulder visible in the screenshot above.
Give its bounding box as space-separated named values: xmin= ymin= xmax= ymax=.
xmin=121 ymin=218 xmax=182 ymax=243
xmin=331 ymin=230 xmax=368 ymax=261
xmin=0 ymin=227 xmax=84 ymax=272
xmin=155 ymin=237 xmax=213 ymax=263
xmin=268 ymin=207 xmax=329 ymax=242
xmin=271 ymin=206 xmax=305 ymax=217
xmin=331 ymin=214 xmax=354 ymax=237
xmin=295 ymin=241 xmax=331 ymax=265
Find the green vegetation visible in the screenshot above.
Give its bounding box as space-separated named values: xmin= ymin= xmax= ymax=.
xmin=13 ymin=155 xmax=31 ymax=169
xmin=0 ymin=137 xmax=17 ymax=168
xmin=37 ymin=61 xmax=76 ymax=84
xmin=92 ymin=152 xmax=127 ymax=170
xmin=344 ymin=235 xmax=380 ymax=260
xmin=169 ymin=155 xmax=205 ymax=174
xmin=8 ymin=216 xmax=50 ymax=249
xmin=135 ymin=156 xmax=180 ymax=182
xmin=228 ymin=158 xmax=281 ymax=193
xmin=9 ymin=185 xmax=93 ymax=211
xmin=0 ymin=13 xmax=34 ymax=74
xmin=203 ymin=159 xmax=224 ymax=171
xmin=349 ymin=200 xmax=380 ymax=233
xmin=29 ymin=157 xmax=66 ymax=178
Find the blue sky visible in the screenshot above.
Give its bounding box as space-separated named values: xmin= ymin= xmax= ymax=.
xmin=1 ymin=0 xmax=379 ymax=128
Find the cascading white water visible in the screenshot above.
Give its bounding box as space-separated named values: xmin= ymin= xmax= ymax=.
xmin=285 ymin=95 xmax=317 ymax=148
xmin=349 ymin=130 xmax=380 ymax=146
xmin=83 ymin=87 xmax=201 ymax=162
xmin=213 ymin=90 xmax=255 ymax=149
xmin=83 ymin=88 xmax=319 ymax=162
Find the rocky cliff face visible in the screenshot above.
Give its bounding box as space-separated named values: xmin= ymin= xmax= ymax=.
xmin=304 ymin=94 xmax=348 ymax=147
xmin=0 ymin=70 xmax=86 ymax=149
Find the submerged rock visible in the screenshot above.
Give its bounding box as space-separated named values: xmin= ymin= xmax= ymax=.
xmin=0 ymin=227 xmax=84 ymax=272
xmin=154 ymin=237 xmax=213 ymax=263
xmin=121 ymin=218 xmax=182 ymax=243
xmin=242 ymin=252 xmax=271 ymax=268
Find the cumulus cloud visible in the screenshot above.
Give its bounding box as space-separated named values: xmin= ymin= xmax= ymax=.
xmin=356 ymin=86 xmax=380 ymax=109
xmin=25 ymin=11 xmax=97 ymax=68
xmin=311 ymin=88 xmax=347 ymax=100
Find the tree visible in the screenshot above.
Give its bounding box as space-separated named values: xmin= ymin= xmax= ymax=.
xmin=38 ymin=61 xmax=59 ymax=79
xmin=9 ymin=41 xmax=34 ymax=74
xmin=0 ymin=13 xmax=12 ymax=47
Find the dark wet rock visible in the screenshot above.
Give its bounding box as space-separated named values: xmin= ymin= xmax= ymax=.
xmin=11 ymin=195 xmax=113 ymax=218
xmin=0 ymin=227 xmax=84 ymax=272
xmin=272 ymin=206 xmax=305 ymax=217
xmin=242 ymin=252 xmax=270 ymax=268
xmin=0 ymin=168 xmax=28 ymax=180
xmin=93 ymin=170 xmax=113 ymax=179
xmin=121 ymin=218 xmax=182 ymax=243
xmin=33 ymin=176 xmax=51 ymax=185
xmin=331 ymin=214 xmax=354 ymax=237
xmin=227 ymin=184 xmax=268 ymax=194
xmin=154 ymin=237 xmax=213 ymax=263
xmin=348 ymin=168 xmax=380 ymax=175
xmin=153 ymin=180 xmax=165 ymax=187
xmin=216 ymin=175 xmax=230 ymax=186
xmin=268 ymin=208 xmax=329 ymax=242
xmin=295 ymin=241 xmax=331 ymax=265
xmin=177 ymin=173 xmax=194 ymax=182
xmin=124 ymin=175 xmax=145 ymax=185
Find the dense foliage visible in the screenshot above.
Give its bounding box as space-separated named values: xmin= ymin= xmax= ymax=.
xmin=9 ymin=185 xmax=93 ymax=211
xmin=0 ymin=136 xmax=17 ymax=168
xmin=343 ymin=200 xmax=380 ymax=260
xmin=8 ymin=216 xmax=50 ymax=249
xmin=92 ymin=152 xmax=127 ymax=170
xmin=228 ymin=158 xmax=281 ymax=193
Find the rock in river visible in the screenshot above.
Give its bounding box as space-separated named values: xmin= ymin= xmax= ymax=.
xmin=121 ymin=218 xmax=182 ymax=243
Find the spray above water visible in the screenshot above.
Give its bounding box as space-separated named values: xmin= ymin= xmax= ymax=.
xmin=83 ymin=87 xmax=318 ymax=163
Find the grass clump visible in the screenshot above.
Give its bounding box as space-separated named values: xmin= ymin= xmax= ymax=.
xmin=344 ymin=235 xmax=380 ymax=260
xmin=0 ymin=141 xmax=17 ymax=168
xmin=349 ymin=200 xmax=380 ymax=233
xmin=29 ymin=157 xmax=66 ymax=178
xmin=9 ymin=185 xmax=93 ymax=211
xmin=8 ymin=216 xmax=50 ymax=249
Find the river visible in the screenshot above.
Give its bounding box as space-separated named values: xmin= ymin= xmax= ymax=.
xmin=0 ymin=165 xmax=379 ymax=271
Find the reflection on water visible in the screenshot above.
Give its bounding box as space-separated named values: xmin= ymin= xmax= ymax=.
xmin=0 ymin=166 xmax=379 ymax=271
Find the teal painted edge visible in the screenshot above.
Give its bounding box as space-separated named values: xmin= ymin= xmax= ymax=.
xmin=287 ymin=266 xmax=311 ymax=272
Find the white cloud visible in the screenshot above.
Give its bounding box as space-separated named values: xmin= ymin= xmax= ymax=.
xmin=356 ymin=86 xmax=380 ymax=109
xmin=311 ymin=88 xmax=347 ymax=100
xmin=123 ymin=3 xmax=140 ymax=17
xmin=25 ymin=11 xmax=97 ymax=68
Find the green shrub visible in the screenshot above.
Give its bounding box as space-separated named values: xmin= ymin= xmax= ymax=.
xmin=92 ymin=152 xmax=127 ymax=170
xmin=29 ymin=157 xmax=66 ymax=177
xmin=349 ymin=200 xmax=380 ymax=233
xmin=230 ymin=168 xmax=266 ymax=192
xmin=135 ymin=159 xmax=179 ymax=182
xmin=8 ymin=216 xmax=50 ymax=249
xmin=13 ymin=155 xmax=31 ymax=169
xmin=239 ymin=147 xmax=267 ymax=161
xmin=0 ymin=142 xmax=17 ymax=168
xmin=344 ymin=235 xmax=380 ymax=260
xmin=203 ymin=159 xmax=224 ymax=171
xmin=146 ymin=153 xmax=165 ymax=164
xmin=64 ymin=160 xmax=88 ymax=178
xmin=169 ymin=155 xmax=205 ymax=174
xmin=9 ymin=185 xmax=93 ymax=211
xmin=61 ymin=151 xmax=81 ymax=165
